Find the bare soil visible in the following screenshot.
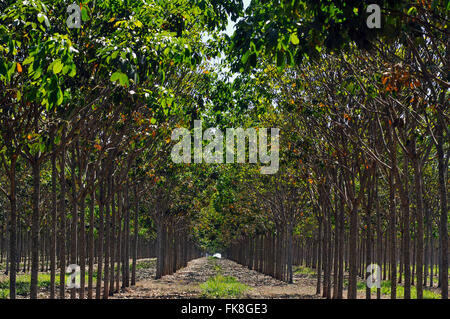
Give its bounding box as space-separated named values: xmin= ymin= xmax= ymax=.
xmin=112 ymin=257 xmax=367 ymax=299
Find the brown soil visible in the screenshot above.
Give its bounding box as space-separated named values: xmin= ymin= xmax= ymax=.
xmin=112 ymin=257 xmax=381 ymax=299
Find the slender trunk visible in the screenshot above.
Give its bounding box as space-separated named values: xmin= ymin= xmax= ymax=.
xmin=58 ymin=132 xmax=67 ymax=299
xmin=70 ymin=148 xmax=77 ymax=299
xmin=87 ymin=167 xmax=95 ymax=299
xmin=103 ymin=167 xmax=111 ymax=299
xmin=412 ymin=143 xmax=424 ymax=299
xmin=436 ymin=111 xmax=448 ymax=299
xmin=131 ymin=183 xmax=139 ymax=286
xmin=389 ymin=168 xmax=397 ymax=299
xmin=49 ymin=152 xmax=57 ymax=299
xmin=347 ymin=205 xmax=358 ymax=299
xmin=287 ymin=222 xmax=293 ymax=284
xmin=95 ymin=165 xmax=105 ymax=299
xmin=375 ymin=176 xmax=382 ymax=299
xmin=30 ymin=154 xmax=40 ymax=299
xmin=316 ymin=217 xmax=322 ymax=295
xmin=116 ymin=187 xmax=122 ymax=292
xmin=337 ymin=180 xmax=345 ymax=299
xmin=109 ymin=178 xmax=116 ymax=295
xmin=401 ymin=152 xmax=411 ymax=299
xmin=8 ymin=157 xmax=17 ymax=299
xmin=332 ymin=187 xmax=339 ymax=299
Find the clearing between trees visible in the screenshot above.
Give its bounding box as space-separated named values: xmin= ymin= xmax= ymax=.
xmin=112 ymin=257 xmax=389 ymax=299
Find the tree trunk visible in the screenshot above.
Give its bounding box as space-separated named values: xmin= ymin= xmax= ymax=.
xmin=103 ymin=168 xmax=111 ymax=299
xmin=347 ymin=206 xmax=358 ymax=299
xmin=58 ymin=132 xmax=67 ymax=299
xmin=70 ymin=148 xmax=77 ymax=299
xmin=49 ymin=152 xmax=57 ymax=299
xmin=436 ymin=111 xmax=448 ymax=299
xmin=412 ymin=143 xmax=424 ymax=299
xmin=8 ymin=157 xmax=17 ymax=299
xmin=96 ymin=164 xmax=105 ymax=299
xmin=131 ymin=183 xmax=139 ymax=286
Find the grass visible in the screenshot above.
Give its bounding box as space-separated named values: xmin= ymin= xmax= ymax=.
xmin=294 ymin=263 xmax=441 ymax=299
xmin=356 ymin=279 xmax=441 ymax=299
xmin=133 ymin=259 xmax=156 ymax=270
xmin=0 ymin=258 xmax=154 ymax=298
xmin=0 ymin=272 xmax=97 ymax=298
xmin=294 ymin=265 xmax=317 ymax=276
xmin=200 ymin=256 xmax=250 ymax=298
xmin=200 ymin=274 xmax=250 ymax=298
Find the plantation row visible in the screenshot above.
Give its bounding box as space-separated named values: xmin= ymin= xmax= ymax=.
xmin=1 ymin=0 xmax=448 ymax=300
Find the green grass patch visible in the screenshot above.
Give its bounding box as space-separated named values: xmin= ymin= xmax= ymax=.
xmin=294 ymin=265 xmax=316 ymax=275
xmin=200 ymin=275 xmax=250 ymax=299
xmin=133 ymin=259 xmax=156 ymax=270
xmin=0 ymin=259 xmax=157 ymax=298
xmin=0 ymin=272 xmax=96 ymax=299
xmin=356 ymin=279 xmax=440 ymax=299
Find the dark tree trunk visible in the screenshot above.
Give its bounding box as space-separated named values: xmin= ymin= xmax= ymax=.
xmin=8 ymin=157 xmax=17 ymax=299
xmin=30 ymin=154 xmax=40 ymax=299
xmin=131 ymin=183 xmax=139 ymax=286
xmin=109 ymin=178 xmax=116 ymax=296
xmin=96 ymin=164 xmax=105 ymax=299
xmin=412 ymin=141 xmax=424 ymax=299
xmin=58 ymin=132 xmax=67 ymax=299
xmin=347 ymin=206 xmax=358 ymax=299
xmin=87 ymin=166 xmax=95 ymax=299
xmin=70 ymin=148 xmax=77 ymax=299
xmin=316 ymin=217 xmax=322 ymax=295
xmin=436 ymin=111 xmax=448 ymax=299
xmin=103 ymin=168 xmax=111 ymax=299
xmin=50 ymin=152 xmax=57 ymax=299
xmin=389 ymin=168 xmax=397 ymax=299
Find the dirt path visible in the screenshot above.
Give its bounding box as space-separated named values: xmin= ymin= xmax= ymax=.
xmin=113 ymin=257 xmax=322 ymax=299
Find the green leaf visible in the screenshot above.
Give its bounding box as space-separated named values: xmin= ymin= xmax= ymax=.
xmin=22 ymin=56 xmax=34 ymax=65
xmin=56 ymin=87 xmax=63 ymax=105
xmin=81 ymin=7 xmax=89 ymax=21
xmin=241 ymin=50 xmax=251 ymax=64
xmin=290 ymin=33 xmax=299 ymax=45
xmin=407 ymin=7 xmax=417 ymax=15
xmin=110 ymin=71 xmax=122 ymax=82
xmin=111 ymin=71 xmax=129 ymax=87
xmin=37 ymin=13 xmax=44 ymax=23
xmin=68 ymin=65 xmax=76 ymax=77
xmin=119 ymin=73 xmax=129 ymax=86
xmin=39 ymin=142 xmax=46 ymax=153
xmin=52 ymin=59 xmax=63 ymax=74
xmin=37 ymin=13 xmax=50 ymax=27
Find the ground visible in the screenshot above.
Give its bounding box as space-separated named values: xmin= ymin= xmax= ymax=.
xmin=1 ymin=257 xmax=442 ymax=299
xmin=112 ymin=257 xmax=384 ymax=299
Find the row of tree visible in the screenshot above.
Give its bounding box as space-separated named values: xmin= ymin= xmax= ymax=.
xmin=0 ymin=0 xmax=239 ymax=298
xmin=205 ymin=0 xmax=448 ymax=299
